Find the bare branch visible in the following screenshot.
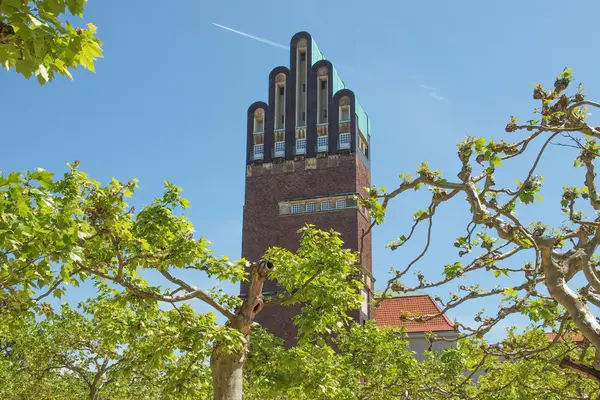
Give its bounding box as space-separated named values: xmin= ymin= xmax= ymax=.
xmin=75 ymin=262 xmax=235 ymax=320
xmin=159 ymin=269 xmax=236 ymax=320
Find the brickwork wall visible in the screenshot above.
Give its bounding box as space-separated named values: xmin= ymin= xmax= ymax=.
xmin=241 ymin=153 xmax=372 ymax=343
xmin=355 ymin=153 xmax=372 ymax=277
xmin=241 ymin=155 xmax=371 ymax=290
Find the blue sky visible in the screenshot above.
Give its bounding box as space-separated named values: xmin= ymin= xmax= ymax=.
xmin=3 ymin=0 xmax=600 ymax=336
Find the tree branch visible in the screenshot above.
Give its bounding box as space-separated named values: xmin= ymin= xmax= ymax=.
xmin=159 ymin=269 xmax=235 ymax=320
xmin=75 ymin=262 xmax=235 ymax=320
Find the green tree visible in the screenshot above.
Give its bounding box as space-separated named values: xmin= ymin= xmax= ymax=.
xmin=0 ymin=343 xmax=84 ymax=399
xmin=0 ymin=0 xmax=102 ymax=84
xmin=361 ymin=68 xmax=600 ymax=382
xmin=0 ymin=286 xmax=215 ymax=399
xmin=0 ymin=166 xmax=361 ymax=400
xmin=245 ymin=322 xmax=420 ymax=400
xmin=425 ymin=328 xmax=599 ymax=399
xmin=245 ymin=324 xmax=598 ymax=399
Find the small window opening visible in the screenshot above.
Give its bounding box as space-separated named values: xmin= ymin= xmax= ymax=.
xmin=321 ymin=80 xmax=327 ymax=90
xmin=279 ymin=86 xmax=284 ymax=96
xmin=300 ymin=53 xmax=306 ymax=61
xmin=321 ymin=201 xmax=332 ymax=211
xmin=275 ymin=131 xmax=285 ymax=142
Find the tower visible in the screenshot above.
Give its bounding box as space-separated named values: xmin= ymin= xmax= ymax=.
xmin=241 ymin=32 xmax=373 ymax=345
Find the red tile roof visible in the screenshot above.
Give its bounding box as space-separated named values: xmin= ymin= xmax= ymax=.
xmin=545 ymin=332 xmax=586 ymax=343
xmin=375 ymin=294 xmax=456 ymax=333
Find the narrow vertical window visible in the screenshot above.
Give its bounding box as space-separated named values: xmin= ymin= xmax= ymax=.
xmin=275 ymin=73 xmax=286 ymax=130
xmin=252 ymin=108 xmax=265 ymax=160
xmin=253 ymin=108 xmax=264 ymax=133
xmin=338 ymin=96 xmax=351 ymax=150
xmin=274 ymin=130 xmax=285 ymax=158
xmin=296 ymin=38 xmax=308 ymax=127
xmin=295 ymin=127 xmax=307 ymax=155
xmin=317 ymin=66 xmax=329 ymax=124
xmin=339 ymin=96 xmax=351 ymax=121
xmin=253 ymin=132 xmax=264 ymax=161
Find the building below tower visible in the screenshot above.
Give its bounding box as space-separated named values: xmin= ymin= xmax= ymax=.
xmin=375 ymin=293 xmax=458 ymax=361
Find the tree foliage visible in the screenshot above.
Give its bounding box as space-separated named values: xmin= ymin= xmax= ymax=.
xmin=0 ymin=0 xmax=102 ymax=84
xmin=0 ymin=287 xmax=214 ymax=399
xmin=0 ymin=165 xmax=361 ymax=399
xmin=245 ymin=322 xmax=419 ymax=400
xmin=245 ymin=323 xmax=599 ymax=400
xmin=361 ymin=68 xmax=600 ymax=382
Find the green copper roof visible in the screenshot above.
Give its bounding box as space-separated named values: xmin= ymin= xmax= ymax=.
xmin=311 ymin=39 xmax=370 ymax=140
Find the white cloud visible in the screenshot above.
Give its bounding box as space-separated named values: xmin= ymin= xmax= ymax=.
xmin=419 ymin=84 xmax=444 ymax=101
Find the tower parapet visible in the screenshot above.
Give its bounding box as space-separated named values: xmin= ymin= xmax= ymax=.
xmin=246 ymin=32 xmax=370 ymax=169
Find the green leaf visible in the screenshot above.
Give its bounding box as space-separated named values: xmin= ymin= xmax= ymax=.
xmin=28 ymin=14 xmax=44 ymax=27
xmin=41 ymin=0 xmax=67 ymax=14
xmin=180 ymin=198 xmax=191 ymax=208
xmin=29 ymin=168 xmax=54 ymax=184
xmin=443 ymin=262 xmax=462 ymax=279
xmin=66 ymin=0 xmax=85 ymax=16
xmin=490 ymin=156 xmax=502 ymax=167
xmin=37 ymin=64 xmax=49 ymax=82
xmin=33 ymin=36 xmax=45 ymax=58
xmin=474 ymin=137 xmax=486 ymax=150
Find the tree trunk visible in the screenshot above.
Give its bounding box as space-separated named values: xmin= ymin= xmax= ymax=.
xmin=210 ymin=344 xmax=247 ymax=400
xmin=560 ymin=357 xmax=600 ymax=384
xmin=210 ymin=259 xmax=273 ymax=400
xmin=89 ymin=386 xmax=99 ymax=400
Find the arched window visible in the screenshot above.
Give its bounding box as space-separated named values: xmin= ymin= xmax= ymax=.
xmin=295 ymin=38 xmax=308 ymax=126
xmin=274 ymin=73 xmax=286 ymax=130
xmin=253 ymin=108 xmax=264 ymax=133
xmin=317 ymin=66 xmax=328 ymax=124
xmin=339 ymin=96 xmax=351 ymax=122
xmin=252 ymin=108 xmax=265 ymax=160
xmin=338 ymin=97 xmax=352 ymax=150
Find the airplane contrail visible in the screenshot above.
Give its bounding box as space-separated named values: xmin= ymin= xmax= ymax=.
xmin=212 ymin=23 xmax=289 ymax=50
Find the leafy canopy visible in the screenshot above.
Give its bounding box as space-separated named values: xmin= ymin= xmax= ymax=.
xmin=0 ymin=0 xmax=102 ymax=83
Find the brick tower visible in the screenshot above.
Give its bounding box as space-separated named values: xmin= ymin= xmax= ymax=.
xmin=241 ymin=32 xmax=373 ymax=344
